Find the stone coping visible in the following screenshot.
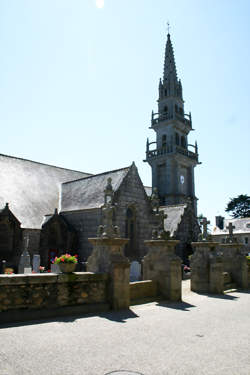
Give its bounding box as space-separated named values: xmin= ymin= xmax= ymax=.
xmin=88 ymin=237 xmax=129 ymax=246
xmin=191 ymin=241 xmax=219 ymax=247
xmin=0 ymin=272 xmax=108 ymax=285
xmin=144 ymin=240 xmax=180 ymax=246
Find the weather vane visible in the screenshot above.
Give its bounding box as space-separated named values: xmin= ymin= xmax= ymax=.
xmin=167 ymin=21 xmax=170 ymax=34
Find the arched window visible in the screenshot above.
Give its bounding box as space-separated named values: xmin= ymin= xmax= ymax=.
xmin=175 ymin=132 xmax=180 ymax=145
xmin=175 ymin=104 xmax=178 ymax=112
xmin=164 ymin=89 xmax=167 ymax=96
xmin=162 ymin=134 xmax=167 ymax=149
xmin=181 ymin=136 xmax=186 ymax=148
xmin=164 ymin=106 xmax=168 ymax=113
xmin=125 ymin=207 xmax=136 ymax=258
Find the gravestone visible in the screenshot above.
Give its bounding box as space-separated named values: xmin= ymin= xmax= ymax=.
xmin=24 ymin=267 xmax=32 ymax=274
xmin=32 ymin=254 xmax=40 ymax=273
xmin=130 ymin=261 xmax=141 ymax=281
xmin=18 ymin=249 xmax=31 ymax=274
xmin=1 ymin=260 xmax=6 ymax=274
xmin=51 ymin=263 xmax=61 ymax=273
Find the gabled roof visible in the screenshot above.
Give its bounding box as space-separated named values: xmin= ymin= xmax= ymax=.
xmin=61 ymin=166 xmax=131 ymax=212
xmin=0 ymin=154 xmax=91 ymax=229
xmin=161 ymin=204 xmax=186 ymax=237
xmin=213 ymin=217 xmax=250 ymax=235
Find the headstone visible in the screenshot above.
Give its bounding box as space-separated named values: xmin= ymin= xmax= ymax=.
xmin=1 ymin=260 xmax=6 ymax=274
xmin=51 ymin=263 xmax=61 ymax=273
xmin=18 ymin=249 xmax=31 ymax=274
xmin=24 ymin=267 xmax=32 ymax=274
xmin=130 ymin=261 xmax=141 ymax=281
xmin=32 ymin=254 xmax=40 ymax=273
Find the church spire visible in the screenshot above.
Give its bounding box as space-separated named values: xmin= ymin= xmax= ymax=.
xmin=161 ymin=32 xmax=182 ymax=100
xmin=163 ymin=33 xmax=178 ymax=84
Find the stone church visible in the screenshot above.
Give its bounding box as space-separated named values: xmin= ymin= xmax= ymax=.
xmin=0 ymin=32 xmax=200 ymax=271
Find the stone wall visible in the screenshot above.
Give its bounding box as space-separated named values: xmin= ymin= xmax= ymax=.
xmin=62 ymin=209 xmax=102 ymax=262
xmin=130 ymin=280 xmax=158 ymax=303
xmin=0 ymin=272 xmax=109 ymax=322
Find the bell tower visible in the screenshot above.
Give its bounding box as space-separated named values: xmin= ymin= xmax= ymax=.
xmin=144 ymin=31 xmax=199 ymax=214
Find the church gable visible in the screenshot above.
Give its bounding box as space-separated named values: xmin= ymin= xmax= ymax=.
xmin=114 ymin=163 xmax=154 ymax=260
xmin=0 ymin=203 xmax=22 ymax=266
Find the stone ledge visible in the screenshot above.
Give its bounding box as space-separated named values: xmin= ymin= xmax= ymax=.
xmin=0 ymin=272 xmax=108 ymax=285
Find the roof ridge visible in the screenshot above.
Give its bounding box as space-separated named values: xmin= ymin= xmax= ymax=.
xmin=62 ymin=165 xmax=131 ymax=185
xmin=0 ymin=153 xmax=91 ymax=175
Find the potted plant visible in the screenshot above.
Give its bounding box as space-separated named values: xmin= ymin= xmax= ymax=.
xmin=54 ymin=253 xmax=78 ymax=273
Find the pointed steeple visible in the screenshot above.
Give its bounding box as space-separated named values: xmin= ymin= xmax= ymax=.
xmin=160 ymin=32 xmax=183 ymax=100
xmin=163 ymin=33 xmax=178 ymax=84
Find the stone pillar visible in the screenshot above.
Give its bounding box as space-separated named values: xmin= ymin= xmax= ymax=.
xmin=191 ymin=242 xmax=221 ymax=293
xmin=209 ymin=254 xmax=224 ymax=294
xmin=88 ymin=238 xmax=130 ymax=310
xmin=143 ymin=240 xmax=182 ymax=301
xmin=220 ymin=243 xmax=248 ymax=289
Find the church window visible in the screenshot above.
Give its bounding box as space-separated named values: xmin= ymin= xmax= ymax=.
xmin=125 ymin=207 xmax=136 ymax=258
xmin=245 ymin=237 xmax=248 ymax=244
xmin=175 ymin=133 xmax=179 ymax=145
xmin=164 ymin=106 xmax=168 ymax=112
xmin=162 ymin=135 xmax=167 ymax=149
xmin=175 ymin=104 xmax=178 ymax=112
xmin=181 ymin=136 xmax=186 ymax=148
xmin=164 ymin=89 xmax=167 ymax=96
xmin=179 ymin=107 xmax=183 ymax=115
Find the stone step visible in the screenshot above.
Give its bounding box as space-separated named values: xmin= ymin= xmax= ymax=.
xmin=224 ymin=283 xmax=237 ymax=292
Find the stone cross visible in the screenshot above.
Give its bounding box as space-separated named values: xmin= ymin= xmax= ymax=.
xmin=18 ymin=249 xmax=31 ymax=274
xmin=97 ymin=178 xmax=120 ymax=239
xmin=201 ymin=217 xmax=210 ymax=241
xmin=32 ymin=254 xmax=41 ymax=273
xmin=226 ymin=222 xmax=235 ymax=243
xmin=151 ymin=187 xmax=160 ymax=214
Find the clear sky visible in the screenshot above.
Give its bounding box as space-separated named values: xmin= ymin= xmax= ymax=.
xmin=0 ymin=0 xmax=249 ymax=226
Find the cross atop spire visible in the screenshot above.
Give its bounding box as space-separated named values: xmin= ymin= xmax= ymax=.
xmin=167 ymin=21 xmax=170 ymax=35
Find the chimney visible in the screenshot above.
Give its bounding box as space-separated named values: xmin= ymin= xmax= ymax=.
xmin=215 ymin=216 xmax=224 ymax=230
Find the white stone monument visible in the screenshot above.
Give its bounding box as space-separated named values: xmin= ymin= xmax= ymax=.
xmin=130 ymin=261 xmax=141 ymax=281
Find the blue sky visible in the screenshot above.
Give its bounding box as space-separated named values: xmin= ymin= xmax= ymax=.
xmin=0 ymin=0 xmax=249 ymax=225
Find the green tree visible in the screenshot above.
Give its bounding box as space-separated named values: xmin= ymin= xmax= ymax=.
xmin=225 ymin=194 xmax=250 ymax=218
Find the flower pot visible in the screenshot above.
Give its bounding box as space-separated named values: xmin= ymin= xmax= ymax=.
xmin=58 ymin=263 xmax=76 ymax=273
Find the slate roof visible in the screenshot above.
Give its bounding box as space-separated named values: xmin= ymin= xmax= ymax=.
xmin=0 ymin=154 xmax=91 ymax=229
xmin=212 ymin=217 xmax=250 ymax=235
xmin=144 ymin=186 xmax=152 ymax=197
xmin=161 ymin=204 xmax=186 ymax=237
xmin=61 ymin=166 xmax=131 ymax=212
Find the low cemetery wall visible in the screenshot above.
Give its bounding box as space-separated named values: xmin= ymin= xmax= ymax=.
xmin=130 ymin=280 xmax=158 ymax=303
xmin=0 ymin=272 xmax=109 ymax=323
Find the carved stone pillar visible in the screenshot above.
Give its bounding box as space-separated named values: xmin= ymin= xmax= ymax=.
xmin=87 ymin=238 xmax=130 ymax=310
xmin=220 ymin=243 xmax=248 ymax=289
xmin=143 ymin=240 xmax=182 ymax=301
xmin=191 ymin=242 xmax=221 ymax=293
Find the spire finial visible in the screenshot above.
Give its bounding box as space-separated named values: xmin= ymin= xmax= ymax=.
xmin=167 ymin=21 xmax=170 ymax=35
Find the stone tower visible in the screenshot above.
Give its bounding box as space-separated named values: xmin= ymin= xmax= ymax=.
xmin=145 ymin=32 xmax=199 ymax=214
